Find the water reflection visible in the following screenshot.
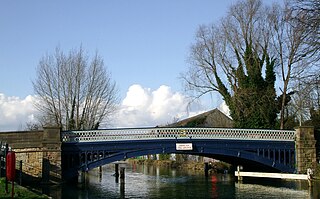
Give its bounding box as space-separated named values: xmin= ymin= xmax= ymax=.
xmin=235 ymin=183 xmax=309 ymax=199
xmin=42 ymin=163 xmax=319 ymax=199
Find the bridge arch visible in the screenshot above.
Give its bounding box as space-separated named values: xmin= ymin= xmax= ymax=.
xmin=82 ymin=146 xmax=289 ymax=173
xmin=62 ymin=137 xmax=296 ymax=179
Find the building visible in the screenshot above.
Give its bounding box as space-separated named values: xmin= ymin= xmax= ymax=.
xmin=167 ymin=108 xmax=233 ymax=128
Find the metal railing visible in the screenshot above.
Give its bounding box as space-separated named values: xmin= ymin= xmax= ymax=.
xmin=61 ymin=127 xmax=296 ymax=143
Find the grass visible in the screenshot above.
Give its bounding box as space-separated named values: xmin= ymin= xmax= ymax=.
xmin=0 ymin=178 xmax=49 ymax=199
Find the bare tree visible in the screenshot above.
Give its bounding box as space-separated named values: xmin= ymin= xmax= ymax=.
xmin=182 ymin=0 xmax=318 ymax=129
xmin=182 ymin=0 xmax=279 ymax=128
xmin=282 ymin=72 xmax=320 ymax=129
xmin=33 ymin=47 xmax=119 ymax=130
xmin=289 ymin=0 xmax=320 ymax=61
xmin=268 ymin=2 xmax=319 ymax=129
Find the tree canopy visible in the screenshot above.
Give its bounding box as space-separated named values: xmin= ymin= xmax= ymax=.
xmin=182 ymin=0 xmax=320 ymax=129
xmin=182 ymin=0 xmax=279 ymax=128
xmin=33 ymin=47 xmax=119 ymax=130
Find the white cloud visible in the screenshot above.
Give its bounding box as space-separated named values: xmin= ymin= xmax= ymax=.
xmin=0 ymin=85 xmax=230 ymax=131
xmin=0 ymin=93 xmax=38 ymax=131
xmin=110 ymin=84 xmax=191 ymax=127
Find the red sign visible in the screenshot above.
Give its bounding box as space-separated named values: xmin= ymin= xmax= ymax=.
xmin=6 ymin=151 xmax=16 ymax=181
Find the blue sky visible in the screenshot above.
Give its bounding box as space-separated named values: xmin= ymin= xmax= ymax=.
xmin=0 ymin=0 xmax=240 ymax=130
xmin=0 ymin=0 xmax=237 ymax=98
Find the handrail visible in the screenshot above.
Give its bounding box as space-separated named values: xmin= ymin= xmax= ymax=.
xmin=61 ymin=127 xmax=295 ymax=143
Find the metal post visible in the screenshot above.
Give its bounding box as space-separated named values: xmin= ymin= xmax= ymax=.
xmin=19 ymin=160 xmax=22 ymax=185
xmin=5 ymin=143 xmax=8 ymax=193
xmin=283 ymin=149 xmax=287 ymax=165
xmin=273 ymin=150 xmax=276 ymax=162
xmin=11 ymin=181 xmax=14 ymax=199
xmin=288 ymin=150 xmax=292 ymax=166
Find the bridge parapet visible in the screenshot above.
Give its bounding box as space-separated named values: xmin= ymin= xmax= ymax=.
xmin=62 ymin=127 xmax=296 ymax=143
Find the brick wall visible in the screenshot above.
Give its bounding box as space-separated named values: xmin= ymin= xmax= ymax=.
xmin=295 ymin=126 xmax=317 ymax=174
xmin=0 ymin=127 xmax=62 ymax=183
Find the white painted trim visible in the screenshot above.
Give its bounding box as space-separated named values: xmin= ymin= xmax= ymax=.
xmin=235 ymin=171 xmax=308 ymax=180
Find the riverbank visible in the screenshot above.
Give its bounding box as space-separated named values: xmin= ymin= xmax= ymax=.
xmin=129 ymin=159 xmax=231 ymax=174
xmin=0 ymin=178 xmax=49 ymax=199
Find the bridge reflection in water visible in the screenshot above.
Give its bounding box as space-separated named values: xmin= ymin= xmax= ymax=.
xmin=61 ymin=127 xmax=297 ymax=180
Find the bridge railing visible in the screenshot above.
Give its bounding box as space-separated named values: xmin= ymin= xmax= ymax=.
xmin=61 ymin=127 xmax=295 ymax=143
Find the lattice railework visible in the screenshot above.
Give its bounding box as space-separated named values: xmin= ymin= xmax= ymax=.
xmin=61 ymin=127 xmax=295 ymax=143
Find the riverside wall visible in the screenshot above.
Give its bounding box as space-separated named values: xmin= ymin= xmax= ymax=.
xmin=0 ymin=127 xmax=62 ymax=183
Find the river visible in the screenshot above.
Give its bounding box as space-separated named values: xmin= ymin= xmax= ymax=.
xmin=43 ymin=162 xmax=319 ymax=199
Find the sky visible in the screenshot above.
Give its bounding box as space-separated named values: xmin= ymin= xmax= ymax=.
xmin=0 ymin=0 xmax=238 ymax=131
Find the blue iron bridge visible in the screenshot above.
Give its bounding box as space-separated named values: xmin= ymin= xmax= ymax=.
xmin=61 ymin=127 xmax=296 ymax=179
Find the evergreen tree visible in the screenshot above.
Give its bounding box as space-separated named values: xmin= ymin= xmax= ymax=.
xmin=224 ymin=45 xmax=278 ymax=128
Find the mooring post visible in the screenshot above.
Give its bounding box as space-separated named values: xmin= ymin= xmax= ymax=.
xmin=115 ymin=163 xmax=119 ymax=179
xmin=237 ymin=165 xmax=243 ymax=182
xmin=120 ymin=167 xmax=125 ymax=184
xmin=120 ymin=175 xmax=125 ymax=199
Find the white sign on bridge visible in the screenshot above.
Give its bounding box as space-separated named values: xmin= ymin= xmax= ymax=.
xmin=176 ymin=143 xmax=193 ymax=151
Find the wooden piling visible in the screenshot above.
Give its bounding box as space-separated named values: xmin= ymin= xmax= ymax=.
xmin=120 ymin=167 xmax=125 ymax=184
xmin=115 ymin=163 xmax=119 ymax=179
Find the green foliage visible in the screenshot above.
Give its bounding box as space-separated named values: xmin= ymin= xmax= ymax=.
xmin=310 ymin=108 xmax=320 ymax=129
xmin=175 ymin=154 xmax=189 ymax=163
xmin=0 ymin=178 xmax=48 ymax=199
xmin=159 ymin=154 xmax=171 ymax=160
xmin=223 ymin=45 xmax=279 ymax=129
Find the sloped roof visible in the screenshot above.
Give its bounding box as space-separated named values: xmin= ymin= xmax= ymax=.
xmin=167 ymin=108 xmax=233 ymax=128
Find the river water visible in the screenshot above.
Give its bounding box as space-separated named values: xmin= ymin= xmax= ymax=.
xmin=44 ymin=162 xmax=319 ymax=199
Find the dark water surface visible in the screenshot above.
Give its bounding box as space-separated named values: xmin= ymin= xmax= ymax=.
xmin=44 ymin=163 xmax=319 ymax=199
